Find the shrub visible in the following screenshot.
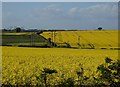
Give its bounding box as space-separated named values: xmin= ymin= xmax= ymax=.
xmin=95 ymin=57 xmax=120 ymax=86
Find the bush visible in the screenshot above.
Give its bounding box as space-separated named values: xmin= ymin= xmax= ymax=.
xmin=95 ymin=57 xmax=120 ymax=86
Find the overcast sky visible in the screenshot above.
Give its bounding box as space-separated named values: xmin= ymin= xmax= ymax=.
xmin=2 ymin=2 xmax=118 ymax=30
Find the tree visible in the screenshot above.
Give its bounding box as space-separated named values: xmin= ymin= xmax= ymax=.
xmin=98 ymin=27 xmax=102 ymax=30
xmin=15 ymin=27 xmax=21 ymax=32
xmin=36 ymin=31 xmax=43 ymax=35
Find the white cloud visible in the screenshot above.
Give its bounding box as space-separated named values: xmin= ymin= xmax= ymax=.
xmin=68 ymin=7 xmax=78 ymax=16
xmin=2 ymin=3 xmax=118 ymax=29
xmin=67 ymin=3 xmax=118 ymax=19
xmin=33 ymin=4 xmax=62 ymax=18
xmin=66 ymin=3 xmax=118 ymax=29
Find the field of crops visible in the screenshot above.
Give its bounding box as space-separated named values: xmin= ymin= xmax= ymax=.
xmin=2 ymin=32 xmax=46 ymax=46
xmin=41 ymin=30 xmax=119 ymax=48
xmin=2 ymin=46 xmax=119 ymax=85
xmin=2 ymin=30 xmax=119 ymax=49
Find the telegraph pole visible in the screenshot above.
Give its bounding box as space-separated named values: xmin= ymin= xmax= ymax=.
xmin=78 ymin=36 xmax=80 ymax=44
xmin=53 ymin=31 xmax=56 ymax=47
xmin=31 ymin=33 xmax=33 ymax=46
xmin=30 ymin=32 xmax=35 ymax=46
xmin=51 ymin=31 xmax=53 ymax=42
xmin=78 ymin=35 xmax=80 ymax=48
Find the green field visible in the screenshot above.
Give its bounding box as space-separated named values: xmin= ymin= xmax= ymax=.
xmin=2 ymin=32 xmax=47 ymax=46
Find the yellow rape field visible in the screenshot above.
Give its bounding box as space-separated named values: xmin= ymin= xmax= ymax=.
xmin=2 ymin=46 xmax=119 ymax=85
xmin=41 ymin=30 xmax=118 ymax=48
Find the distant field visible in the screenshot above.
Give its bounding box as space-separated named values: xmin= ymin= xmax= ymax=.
xmin=2 ymin=30 xmax=119 ymax=49
xmin=2 ymin=32 xmax=47 ymax=46
xmin=41 ymin=30 xmax=119 ymax=49
xmin=2 ymin=46 xmax=119 ymax=85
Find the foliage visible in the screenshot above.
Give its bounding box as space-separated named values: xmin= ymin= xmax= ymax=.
xmin=35 ymin=68 xmax=57 ymax=87
xmin=15 ymin=27 xmax=21 ymax=32
xmin=57 ymin=77 xmax=75 ymax=87
xmin=75 ymin=64 xmax=89 ymax=86
xmin=95 ymin=57 xmax=120 ymax=86
xmin=98 ymin=27 xmax=102 ymax=30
